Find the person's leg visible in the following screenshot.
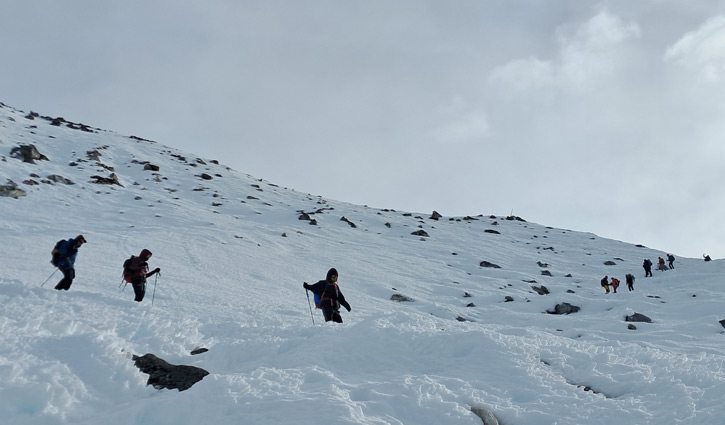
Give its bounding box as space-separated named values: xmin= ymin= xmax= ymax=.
xmin=132 ymin=279 xmax=146 ymax=302
xmin=322 ymin=306 xmax=333 ymax=322
xmin=332 ymin=311 xmax=343 ymax=323
xmin=54 ymin=268 xmax=74 ymax=290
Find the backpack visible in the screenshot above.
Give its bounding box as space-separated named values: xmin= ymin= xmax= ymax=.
xmin=122 ymin=256 xmax=136 ymax=283
xmin=50 ymin=239 xmax=65 ymax=266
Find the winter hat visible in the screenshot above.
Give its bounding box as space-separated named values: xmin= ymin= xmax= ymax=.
xmin=75 ymin=235 xmax=87 ymax=244
xmin=140 ymin=249 xmax=152 ymax=260
xmin=326 ymin=268 xmax=338 ymax=281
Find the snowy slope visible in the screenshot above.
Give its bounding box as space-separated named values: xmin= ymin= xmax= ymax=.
xmin=1 ymin=102 xmax=724 ymax=425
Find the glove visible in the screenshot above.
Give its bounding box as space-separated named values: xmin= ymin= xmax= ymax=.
xmin=154 ymin=267 xmax=161 ymax=274
xmin=345 ymin=305 xmax=351 ymax=312
xmin=303 ymin=282 xmax=309 ymax=289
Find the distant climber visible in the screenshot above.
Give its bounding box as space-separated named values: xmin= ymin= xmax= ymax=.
xmin=123 ymin=249 xmax=160 ymax=302
xmin=303 ymin=268 xmax=351 ymax=323
xmin=51 ymin=235 xmax=86 ymax=290
xmin=643 ymin=259 xmax=653 ymax=277
xmin=657 ymin=257 xmax=668 ymax=271
xmin=667 ymin=254 xmax=675 ymax=269
xmin=601 ymin=276 xmax=610 ymax=294
xmin=625 ymin=274 xmax=635 ymax=291
xmin=610 ymin=277 xmax=620 ymax=294
xmin=703 ymin=254 xmax=712 ymax=262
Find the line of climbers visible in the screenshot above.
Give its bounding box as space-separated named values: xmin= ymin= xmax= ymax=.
xmin=600 ymin=252 xmax=714 ymax=294
xmin=50 ymin=235 xmax=353 ymax=323
xmin=50 ymin=235 xmax=160 ymax=302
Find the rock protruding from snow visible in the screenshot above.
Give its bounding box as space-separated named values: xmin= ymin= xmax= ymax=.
xmin=0 ymin=180 xmax=26 ymax=198
xmin=10 ymin=144 xmax=48 ymax=163
xmin=547 ymin=303 xmax=580 ymax=315
xmin=132 ymin=353 xmax=209 ymax=391
xmin=471 ymin=406 xmax=499 ymax=425
xmin=625 ymin=313 xmax=652 ymax=323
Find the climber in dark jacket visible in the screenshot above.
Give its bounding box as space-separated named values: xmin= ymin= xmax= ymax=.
xmin=303 ymin=268 xmax=351 ymax=323
xmin=643 ymin=259 xmax=653 ymax=277
xmin=52 ymin=235 xmax=86 ymax=290
xmin=124 ymin=249 xmax=160 ymax=302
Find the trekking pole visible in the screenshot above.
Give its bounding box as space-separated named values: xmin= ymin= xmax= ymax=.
xmin=40 ymin=268 xmax=59 ymax=287
xmin=119 ymin=279 xmax=127 ymax=290
xmin=151 ymin=272 xmax=159 ymax=306
xmin=305 ymin=287 xmax=315 ymax=325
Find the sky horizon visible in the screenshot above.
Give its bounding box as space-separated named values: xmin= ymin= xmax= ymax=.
xmin=2 ymin=1 xmax=725 ymax=258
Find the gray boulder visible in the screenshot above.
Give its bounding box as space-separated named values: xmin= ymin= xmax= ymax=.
xmin=10 ymin=144 xmax=48 ymax=163
xmin=471 ymin=406 xmax=499 ymax=425
xmin=625 ymin=313 xmax=652 ymax=323
xmin=547 ymin=303 xmax=580 ymax=315
xmin=0 ymin=180 xmax=26 ymax=198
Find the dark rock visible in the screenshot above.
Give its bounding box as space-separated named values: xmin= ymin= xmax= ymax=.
xmin=628 ymin=324 xmax=637 ymax=330
xmin=86 ymin=150 xmax=102 ymax=161
xmin=390 ymin=294 xmax=413 ymax=302
xmin=132 ymin=353 xmax=209 ymax=391
xmin=298 ymin=212 xmax=312 ymax=221
xmin=47 ymin=175 xmax=75 ymax=185
xmin=0 ymin=180 xmax=26 ymax=198
xmin=190 ymin=348 xmax=208 ymax=355
xmin=144 ymin=163 xmax=160 ymax=171
xmin=540 ymin=270 xmax=553 ymax=277
xmin=625 ymin=313 xmax=652 ymax=323
xmin=340 ymin=216 xmax=357 ymax=228
xmin=484 ymin=229 xmax=500 ymax=234
xmin=200 ymin=173 xmax=213 ymax=180
xmin=90 ymin=173 xmax=122 ymax=186
xmin=10 ymin=144 xmax=48 ymax=163
xmin=547 ymin=303 xmax=580 ymax=315
xmin=531 ymin=285 xmax=549 ymax=295
xmin=479 ymin=261 xmax=501 ymax=269
xmin=719 ymin=319 xmax=725 ymax=329
xmin=430 ymin=211 xmax=442 ymax=220
xmin=603 ymin=261 xmax=617 ymax=266
xmin=411 ymin=230 xmax=429 ymax=237
xmin=504 ymin=296 xmax=514 ymax=302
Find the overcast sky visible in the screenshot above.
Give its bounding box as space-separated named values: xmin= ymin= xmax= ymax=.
xmin=2 ymin=1 xmax=725 ymax=259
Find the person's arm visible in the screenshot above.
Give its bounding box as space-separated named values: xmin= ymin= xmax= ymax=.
xmin=338 ymin=292 xmax=351 ymax=312
xmin=146 ymin=267 xmax=160 ymax=278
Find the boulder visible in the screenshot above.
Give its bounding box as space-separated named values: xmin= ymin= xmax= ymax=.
xmin=471 ymin=406 xmax=499 ymax=425
xmin=625 ymin=313 xmax=652 ymax=323
xmin=0 ymin=180 xmax=26 ymax=198
xmin=10 ymin=144 xmax=48 ymax=163
xmin=547 ymin=303 xmax=580 ymax=315
xmin=132 ymin=353 xmax=209 ymax=391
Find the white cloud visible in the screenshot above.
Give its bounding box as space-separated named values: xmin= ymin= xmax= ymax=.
xmin=490 ymin=8 xmax=641 ymax=90
xmin=665 ymin=15 xmax=725 ymax=82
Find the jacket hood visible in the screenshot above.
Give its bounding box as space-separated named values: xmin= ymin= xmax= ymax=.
xmin=139 ymin=249 xmax=152 ymax=260
xmin=326 ymin=268 xmax=338 ymax=281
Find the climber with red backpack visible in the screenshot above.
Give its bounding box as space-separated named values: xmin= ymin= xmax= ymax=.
xmin=303 ymin=268 xmax=351 ymax=323
xmin=122 ymin=249 xmax=160 ymax=302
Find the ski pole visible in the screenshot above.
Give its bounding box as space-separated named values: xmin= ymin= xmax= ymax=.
xmin=305 ymin=286 xmax=315 ymax=325
xmin=119 ymin=279 xmax=127 ymax=290
xmin=151 ymin=273 xmax=159 ymax=306
xmin=40 ymin=268 xmax=59 ymax=287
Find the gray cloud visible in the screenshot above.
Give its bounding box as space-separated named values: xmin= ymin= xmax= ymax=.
xmin=2 ymin=1 xmax=725 ymax=258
